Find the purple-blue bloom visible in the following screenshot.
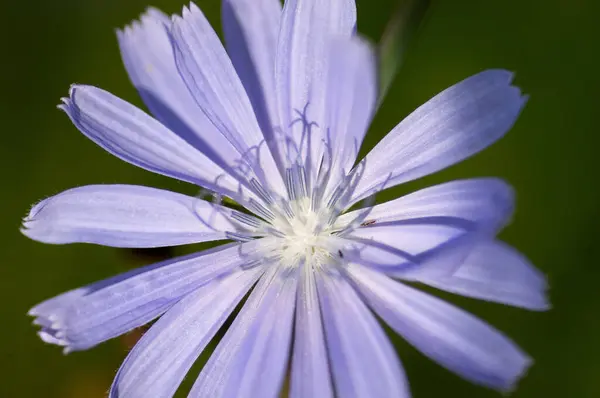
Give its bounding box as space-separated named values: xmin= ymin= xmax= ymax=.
xmin=22 ymin=1 xmax=549 ymax=397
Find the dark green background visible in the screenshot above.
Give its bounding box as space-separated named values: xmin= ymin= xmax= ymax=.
xmin=2 ymin=0 xmax=599 ymax=396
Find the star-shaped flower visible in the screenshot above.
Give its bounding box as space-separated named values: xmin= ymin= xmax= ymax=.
xmin=22 ymin=1 xmax=548 ymax=397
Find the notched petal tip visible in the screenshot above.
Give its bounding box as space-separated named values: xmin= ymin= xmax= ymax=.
xmin=58 ymin=85 xmax=93 ymax=118
xmin=179 ymin=5 xmax=191 ymax=18
xmin=21 ymin=199 xmax=47 ymax=238
xmin=470 ymin=69 xmax=529 ymax=100
xmin=118 ymin=14 xmax=139 ymax=33
xmin=38 ymin=329 xmax=66 ymax=345
xmin=35 ymin=320 xmax=74 ymax=353
xmin=30 ymin=304 xmax=83 ymax=354
xmin=144 ymin=6 xmax=168 ymax=19
xmin=139 ymin=9 xmax=170 ymax=31
xmin=66 ymin=84 xmax=97 ymax=101
xmin=480 ymin=68 xmax=514 ymax=85
xmin=25 ymin=196 xmax=51 ymax=220
xmin=67 ymin=84 xmax=80 ymax=98
xmin=56 ymin=96 xmax=71 ymax=111
xmin=170 ymin=14 xmax=182 ymax=26
xmin=188 ymin=2 xmax=201 ymax=13
xmin=175 ymin=2 xmax=202 ymax=22
xmin=118 ymin=5 xmax=168 ymax=35
xmin=486 ymin=69 xmax=529 ymax=106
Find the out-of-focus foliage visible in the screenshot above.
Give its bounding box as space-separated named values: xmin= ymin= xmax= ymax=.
xmin=1 ymin=0 xmax=599 ymax=396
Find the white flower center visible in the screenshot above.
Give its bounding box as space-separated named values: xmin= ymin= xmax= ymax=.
xmin=227 ymin=162 xmax=363 ymax=268
xmin=272 ymin=198 xmax=336 ymax=267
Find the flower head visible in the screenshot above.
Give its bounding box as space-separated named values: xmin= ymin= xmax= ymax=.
xmin=23 ymin=1 xmax=548 ymax=397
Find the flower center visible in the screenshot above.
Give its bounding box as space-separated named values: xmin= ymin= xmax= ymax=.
xmin=226 ymin=158 xmax=364 ymax=269
xmin=280 ymin=225 xmax=334 ymax=268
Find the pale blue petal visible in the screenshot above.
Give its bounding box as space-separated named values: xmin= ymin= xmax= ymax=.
xmin=29 ymin=241 xmax=266 ymax=352
xmin=275 ymin=0 xmax=356 ymax=171
xmin=337 ymin=180 xmax=546 ymax=311
xmin=334 ymin=231 xmax=487 ymax=284
xmin=117 ymin=8 xmax=253 ymax=183
xmin=22 ymin=184 xmax=237 ymax=247
xmin=222 ymin=0 xmax=281 ymax=142
xmin=322 ymin=37 xmax=377 ymax=199
xmin=336 ymin=179 xmax=514 ymax=273
xmin=413 ymin=240 xmax=550 ymax=310
xmin=350 ymin=70 xmax=528 ymax=204
xmin=190 ymin=264 xmax=297 ymax=398
xmin=348 ymin=264 xmax=532 ymax=391
xmin=290 ymin=266 xmax=333 ymax=398
xmin=316 ymin=270 xmax=410 ymax=398
xmin=171 ymin=4 xmax=285 ymax=197
xmin=343 ymin=225 xmax=473 ymax=273
xmin=337 ymin=178 xmax=514 ymax=232
xmin=328 ymin=235 xmax=415 ymax=270
xmin=389 ymin=232 xmax=486 ymax=280
xmin=347 ymin=223 xmax=471 ymax=260
xmin=60 ymin=85 xmax=247 ymax=202
xmin=326 ymin=230 xmax=477 ymax=278
xmin=110 ymin=268 xmax=263 ymax=398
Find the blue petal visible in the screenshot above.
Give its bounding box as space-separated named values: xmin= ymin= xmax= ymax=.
xmin=327 ymin=235 xmax=416 ymax=270
xmin=348 ymin=264 xmax=532 ymax=392
xmin=337 ymin=179 xmax=514 ymax=272
xmin=316 ymin=270 xmax=410 ymax=398
xmin=22 ymin=184 xmax=237 ymax=247
xmin=350 ymin=70 xmax=528 ymax=204
xmin=117 ymin=8 xmax=255 ymax=185
xmin=338 ymin=178 xmax=514 ymax=232
xmin=322 ymin=37 xmax=377 ymax=199
xmin=110 ymin=268 xmax=263 ymax=398
xmin=29 ymin=241 xmax=266 ymax=352
xmin=190 ymin=264 xmax=297 ymax=398
xmin=60 ymin=85 xmax=249 ymax=202
xmin=413 ymin=240 xmax=550 ymax=310
xmin=221 ymin=0 xmax=281 ymax=145
xmin=275 ymin=0 xmax=356 ymax=171
xmin=290 ymin=267 xmax=333 ymax=398
xmin=170 ymin=4 xmax=285 ymax=197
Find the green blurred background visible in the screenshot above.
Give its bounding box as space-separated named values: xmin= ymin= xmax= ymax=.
xmin=2 ymin=0 xmax=599 ymax=396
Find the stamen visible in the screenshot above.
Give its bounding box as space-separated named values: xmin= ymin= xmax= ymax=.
xmin=325 ymin=163 xmax=364 ymax=215
xmin=281 ymin=200 xmax=296 ymax=219
xmin=326 ymin=210 xmax=340 ymax=227
xmin=326 ymin=184 xmax=344 ymax=209
xmin=264 ymin=226 xmax=286 ymax=238
xmin=311 ymin=154 xmax=332 ymax=210
xmin=249 ymin=178 xmax=274 ymax=205
xmin=247 ymin=198 xmax=275 ymax=222
xmin=310 ymin=188 xmax=321 ymax=213
xmin=230 ymin=211 xmax=263 ymax=229
xmin=295 ymin=165 xmax=308 ymax=199
xmin=285 ymin=164 xmax=309 ymax=202
xmin=225 ymin=231 xmax=256 ymax=242
xmin=285 ymin=167 xmax=296 ymax=201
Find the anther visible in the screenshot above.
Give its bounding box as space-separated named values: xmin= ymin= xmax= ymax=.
xmin=249 ymin=178 xmax=274 ymax=205
xmin=247 ymin=198 xmax=275 ymax=222
xmin=230 ymin=211 xmax=262 ymax=229
xmin=225 ymin=231 xmax=256 ymax=242
xmin=285 ymin=167 xmax=296 ymax=200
